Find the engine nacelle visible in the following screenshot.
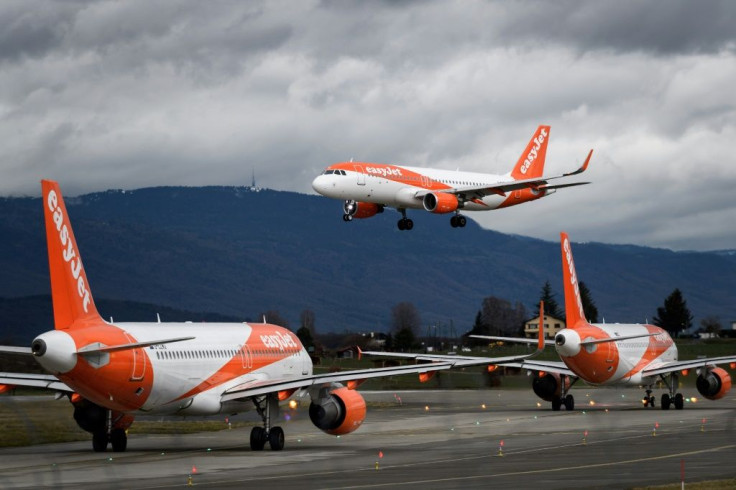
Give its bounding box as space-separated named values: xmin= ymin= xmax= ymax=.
xmin=70 ymin=395 xmax=134 ymax=433
xmin=309 ymin=387 xmax=367 ymax=435
xmin=343 ymin=200 xmax=383 ymax=219
xmin=531 ymin=371 xmax=570 ymax=402
xmin=422 ymin=193 xmax=460 ymax=214
xmin=696 ymin=367 xmax=732 ymax=400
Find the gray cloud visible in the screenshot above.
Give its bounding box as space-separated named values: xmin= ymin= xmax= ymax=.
xmin=1 ymin=1 xmax=735 ymax=250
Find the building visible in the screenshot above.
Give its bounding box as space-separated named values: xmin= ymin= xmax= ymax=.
xmin=524 ymin=314 xmax=565 ymax=339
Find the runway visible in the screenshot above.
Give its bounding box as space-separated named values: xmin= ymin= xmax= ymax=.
xmin=1 ymin=388 xmax=735 ymax=489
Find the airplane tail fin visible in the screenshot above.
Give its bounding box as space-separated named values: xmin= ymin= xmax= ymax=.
xmin=42 ymin=180 xmax=102 ymax=330
xmin=560 ymin=232 xmax=587 ymax=329
xmin=510 ymin=125 xmax=550 ymax=180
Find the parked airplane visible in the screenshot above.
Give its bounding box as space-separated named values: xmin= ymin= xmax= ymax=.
xmin=312 ymin=125 xmax=592 ymax=230
xmin=0 ymin=180 xmax=545 ymax=453
xmin=362 ymin=232 xmax=736 ymax=410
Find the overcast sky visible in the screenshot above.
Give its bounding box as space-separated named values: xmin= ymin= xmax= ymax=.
xmin=2 ymin=1 xmax=735 ymax=251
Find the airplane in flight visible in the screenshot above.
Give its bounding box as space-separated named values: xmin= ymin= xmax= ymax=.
xmin=362 ymin=232 xmax=736 ymax=410
xmin=0 ymin=180 xmax=545 ymax=453
xmin=312 ymin=125 xmax=593 ymax=230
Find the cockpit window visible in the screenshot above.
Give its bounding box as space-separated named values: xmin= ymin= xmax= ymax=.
xmin=339 ymin=170 xmax=346 ymax=176
xmin=324 ymin=170 xmax=334 ymax=175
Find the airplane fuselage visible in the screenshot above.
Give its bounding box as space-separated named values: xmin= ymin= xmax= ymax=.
xmin=554 ymin=323 xmax=677 ymax=387
xmin=312 ymin=162 xmax=547 ymax=211
xmin=34 ymin=322 xmax=312 ymax=416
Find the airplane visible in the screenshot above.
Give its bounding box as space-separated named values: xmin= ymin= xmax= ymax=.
xmin=361 ymin=232 xmax=736 ymax=411
xmin=0 ymin=180 xmax=546 ymax=453
xmin=312 ymin=125 xmax=593 ymax=230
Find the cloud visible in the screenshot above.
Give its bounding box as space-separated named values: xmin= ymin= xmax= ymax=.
xmin=0 ymin=0 xmax=735 ymax=250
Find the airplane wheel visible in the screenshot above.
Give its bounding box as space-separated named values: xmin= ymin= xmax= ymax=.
xmin=551 ymin=397 xmax=562 ymax=411
xmin=564 ymin=394 xmax=574 ymax=411
xmin=269 ymin=426 xmax=285 ymax=451
xmin=397 ymin=219 xmax=405 ymax=231
xmin=92 ymin=430 xmax=108 ymax=452
xmin=674 ymin=393 xmax=684 ymax=410
xmin=450 ymin=216 xmax=458 ymax=227
xmin=458 ymin=216 xmax=466 ymax=227
xmin=642 ymin=396 xmax=649 ymax=407
xmin=343 ymin=214 xmax=352 ymax=222
xmin=110 ymin=428 xmax=127 ymax=452
xmin=649 ymin=396 xmax=656 ymax=408
xmin=250 ymin=426 xmax=266 ymax=451
xmin=405 ymin=219 xmax=414 ymax=230
xmin=661 ymin=394 xmax=671 ymax=410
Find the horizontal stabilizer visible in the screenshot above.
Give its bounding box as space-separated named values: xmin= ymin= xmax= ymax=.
xmin=580 ymin=333 xmax=657 ymax=346
xmin=542 ymin=182 xmax=590 ymax=191
xmin=469 ymin=334 xmax=556 ymax=346
xmin=77 ymin=336 xmax=195 ymax=355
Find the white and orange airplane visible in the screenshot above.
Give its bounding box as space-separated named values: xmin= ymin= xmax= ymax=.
xmin=312 ymin=125 xmax=593 ymax=230
xmin=0 ymin=180 xmax=546 ymax=453
xmin=363 ymin=232 xmax=736 ymax=410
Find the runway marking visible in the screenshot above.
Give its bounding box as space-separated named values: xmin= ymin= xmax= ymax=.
xmin=330 ymin=444 xmax=736 ymax=489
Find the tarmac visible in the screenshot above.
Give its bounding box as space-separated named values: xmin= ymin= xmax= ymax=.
xmin=0 ymin=388 xmax=735 ymax=489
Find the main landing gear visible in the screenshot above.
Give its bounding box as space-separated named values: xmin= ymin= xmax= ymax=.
xmin=250 ymin=393 xmax=285 ymax=451
xmin=658 ymin=372 xmax=685 ymax=410
xmin=551 ymin=374 xmax=578 ymax=411
xmin=397 ymin=209 xmax=413 ymax=231
xmin=450 ymin=214 xmax=466 ymax=228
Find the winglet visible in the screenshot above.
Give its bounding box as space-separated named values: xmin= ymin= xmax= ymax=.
xmin=537 ymin=301 xmax=545 ymax=352
xmin=356 ymin=346 xmax=363 ymax=361
xmin=563 ymin=149 xmax=593 ymax=177
xmin=560 ymin=232 xmax=587 ymax=329
xmin=510 ymin=125 xmax=550 ymax=180
xmin=42 ymin=180 xmax=102 ymax=330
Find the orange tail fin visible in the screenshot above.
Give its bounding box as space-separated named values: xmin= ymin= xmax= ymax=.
xmin=510 ymin=125 xmax=550 ymax=180
xmin=42 ymin=180 xmax=102 ymax=329
xmin=560 ymin=232 xmax=587 ymax=329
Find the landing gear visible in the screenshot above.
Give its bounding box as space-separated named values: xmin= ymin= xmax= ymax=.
xmin=92 ymin=429 xmax=108 ymax=452
xmin=450 ymin=214 xmax=466 ymax=228
xmin=642 ymin=389 xmax=656 ymax=408
xmin=397 ymin=209 xmax=413 ymax=231
xmin=659 ymin=372 xmax=684 ymax=410
xmin=550 ymin=374 xmax=577 ymax=411
xmin=110 ymin=428 xmax=127 ymax=452
xmin=251 ymin=393 xmax=285 ymax=451
xmin=342 ymin=214 xmax=353 ymax=222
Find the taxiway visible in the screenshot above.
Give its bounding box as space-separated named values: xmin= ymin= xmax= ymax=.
xmin=0 ymin=389 xmax=734 ymax=489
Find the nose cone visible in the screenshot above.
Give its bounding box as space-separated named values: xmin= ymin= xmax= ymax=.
xmin=32 ymin=330 xmax=78 ymax=374
xmin=312 ymin=174 xmax=333 ymax=196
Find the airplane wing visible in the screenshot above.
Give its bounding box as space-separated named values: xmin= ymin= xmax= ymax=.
xmin=641 ymin=355 xmax=736 ymax=378
xmin=429 ymin=149 xmax=593 ymax=200
xmin=0 ymin=372 xmax=72 ymax=392
xmin=221 ymin=361 xmax=455 ymax=401
xmin=225 ymin=322 xmax=549 ymax=401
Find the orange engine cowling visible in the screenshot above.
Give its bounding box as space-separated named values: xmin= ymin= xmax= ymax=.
xmin=422 ymin=192 xmax=459 ymax=214
xmin=0 ymin=384 xmax=14 ymax=394
xmin=343 ymin=200 xmax=383 ymax=219
xmin=531 ymin=371 xmax=570 ymax=402
xmin=696 ymin=367 xmax=732 ymax=400
xmin=309 ymin=387 xmax=367 ymax=435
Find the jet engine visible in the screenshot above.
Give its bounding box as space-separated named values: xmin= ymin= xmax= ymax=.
xmin=696 ymin=367 xmax=732 ymax=400
xmin=532 ymin=371 xmax=569 ymax=402
xmin=71 ymin=396 xmax=108 ymax=433
xmin=309 ymin=387 xmax=366 ymax=435
xmin=343 ymin=200 xmax=383 ymax=219
xmin=422 ymin=193 xmax=460 ymax=214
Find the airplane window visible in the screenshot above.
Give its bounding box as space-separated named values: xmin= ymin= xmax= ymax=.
xmin=340 ymin=170 xmax=347 ymax=175
xmin=325 ymin=170 xmax=333 ymax=175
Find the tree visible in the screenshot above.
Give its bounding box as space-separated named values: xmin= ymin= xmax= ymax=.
xmin=537 ymin=281 xmax=563 ymax=320
xmin=467 ymin=297 xmax=526 ymax=337
xmin=653 ymin=288 xmax=693 ymax=338
xmin=300 ymin=309 xmax=316 ymax=335
xmin=699 ymin=316 xmax=722 ymax=337
xmin=578 ymin=281 xmax=599 ymax=323
xmin=391 ymin=302 xmax=421 ymax=336
xmin=391 ymin=302 xmax=420 ymax=351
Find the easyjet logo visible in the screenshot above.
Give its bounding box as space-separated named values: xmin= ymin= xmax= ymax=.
xmin=47 ymin=190 xmax=91 ymax=313
xmin=520 ymin=128 xmax=547 ymax=174
xmin=366 ymin=166 xmax=402 ymax=178
xmin=260 ymin=332 xmax=298 ymax=351
xmin=562 ymin=238 xmax=585 ymax=320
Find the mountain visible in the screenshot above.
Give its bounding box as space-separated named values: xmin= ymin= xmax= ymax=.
xmin=1 ymin=186 xmax=734 ymax=342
